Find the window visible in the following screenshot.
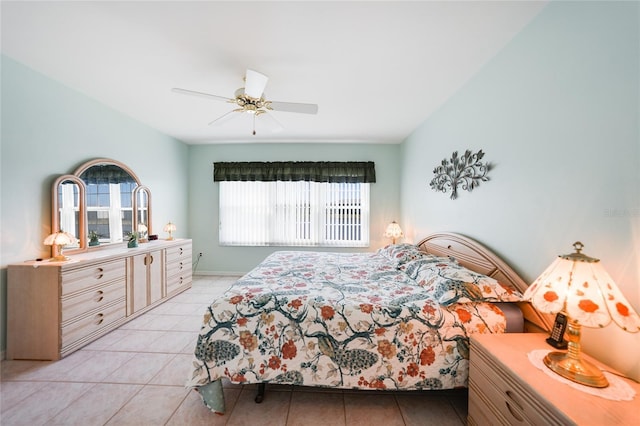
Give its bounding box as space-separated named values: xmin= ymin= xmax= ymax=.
xmin=215 ymin=161 xmax=375 ymax=247
xmin=219 ymin=180 xmax=370 ymax=247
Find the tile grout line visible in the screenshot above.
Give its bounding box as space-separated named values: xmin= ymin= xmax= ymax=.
xmin=393 ymin=394 xmax=408 ymax=426
xmin=101 ymin=382 xmax=146 ymax=426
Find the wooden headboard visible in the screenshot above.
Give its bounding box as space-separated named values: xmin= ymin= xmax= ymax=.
xmin=416 ymin=232 xmax=552 ymax=333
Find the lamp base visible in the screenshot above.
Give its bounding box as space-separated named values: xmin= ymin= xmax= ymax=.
xmin=544 ymin=351 xmax=608 ymax=388
xmin=49 ymin=255 xmax=70 ymax=262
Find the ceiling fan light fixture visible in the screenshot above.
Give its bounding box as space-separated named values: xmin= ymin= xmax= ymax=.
xmin=172 ymin=68 xmax=318 ymax=135
xmin=244 ymin=69 xmax=269 ymax=98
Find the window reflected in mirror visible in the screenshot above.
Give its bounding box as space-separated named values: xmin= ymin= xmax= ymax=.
xmin=84 ymin=181 xmax=136 ymax=244
xmin=51 ymin=159 xmax=152 ymax=254
xmin=79 ymin=162 xmax=137 ymax=244
xmin=135 ymin=186 xmax=151 ymax=242
xmin=57 ymin=180 xmax=81 ymax=249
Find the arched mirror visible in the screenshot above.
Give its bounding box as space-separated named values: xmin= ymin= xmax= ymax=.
xmin=52 ymin=158 xmax=152 ymax=254
xmin=52 ymin=175 xmax=85 ymax=250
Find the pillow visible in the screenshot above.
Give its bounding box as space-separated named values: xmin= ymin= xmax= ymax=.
xmin=402 ymin=257 xmax=523 ymax=306
xmin=377 ymin=243 xmax=427 ymax=267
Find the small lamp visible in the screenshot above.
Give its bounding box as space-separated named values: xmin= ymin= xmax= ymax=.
xmin=137 ymin=223 xmax=148 ymax=243
xmin=163 ymin=222 xmax=176 ymax=240
xmin=384 ymin=221 xmax=404 ymax=244
xmin=523 ymin=242 xmax=640 ymax=388
xmin=44 ymin=231 xmax=77 ymax=262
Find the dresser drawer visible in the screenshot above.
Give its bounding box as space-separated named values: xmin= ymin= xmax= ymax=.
xmin=166 ymin=244 xmax=192 ymax=264
xmin=61 ymin=260 xmax=126 ymax=295
xmin=166 ymin=258 xmax=189 ymax=277
xmin=61 ymin=300 xmax=126 ymax=349
xmin=167 ymin=273 xmax=191 ymax=294
xmin=61 ymin=280 xmax=126 ymax=323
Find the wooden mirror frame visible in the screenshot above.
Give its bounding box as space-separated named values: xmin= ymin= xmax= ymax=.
xmin=51 ymin=158 xmax=152 ymax=256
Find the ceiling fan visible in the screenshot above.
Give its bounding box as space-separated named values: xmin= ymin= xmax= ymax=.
xmin=172 ymin=69 xmax=318 ymax=135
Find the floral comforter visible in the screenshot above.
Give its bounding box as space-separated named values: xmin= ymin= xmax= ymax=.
xmin=187 ymin=250 xmax=508 ymax=413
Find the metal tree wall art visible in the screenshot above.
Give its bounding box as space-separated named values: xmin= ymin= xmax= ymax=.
xmin=429 ymin=149 xmax=490 ymax=200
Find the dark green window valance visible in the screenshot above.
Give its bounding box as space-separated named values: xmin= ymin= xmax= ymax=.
xmin=79 ymin=164 xmax=136 ymax=185
xmin=213 ymin=161 xmax=376 ymax=183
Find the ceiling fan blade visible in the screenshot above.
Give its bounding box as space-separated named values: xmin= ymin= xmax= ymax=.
xmin=269 ymin=101 xmax=318 ymax=115
xmin=259 ymin=112 xmax=284 ymax=133
xmin=172 ymin=88 xmax=232 ymax=102
xmin=244 ymin=69 xmax=269 ymax=99
xmin=208 ymin=109 xmax=241 ymax=126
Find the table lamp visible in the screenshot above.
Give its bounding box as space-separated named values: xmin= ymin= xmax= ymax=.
xmin=44 ymin=231 xmax=77 ymax=261
xmin=163 ymin=221 xmax=176 ymax=240
xmin=384 ymin=221 xmax=403 ymax=244
xmin=523 ymin=242 xmax=640 ymax=387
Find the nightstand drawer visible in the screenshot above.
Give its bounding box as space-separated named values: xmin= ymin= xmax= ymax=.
xmin=470 ymin=358 xmax=551 ymax=425
xmin=468 ymin=382 xmax=509 ymax=426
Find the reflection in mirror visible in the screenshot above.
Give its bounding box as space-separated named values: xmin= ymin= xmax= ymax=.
xmin=57 ymin=179 xmax=81 ymax=249
xmin=134 ymin=186 xmax=152 ymax=243
xmin=76 ymin=160 xmax=141 ymax=246
xmin=52 ymin=158 xmax=151 ymax=255
xmin=81 ymin=177 xmax=136 ymax=244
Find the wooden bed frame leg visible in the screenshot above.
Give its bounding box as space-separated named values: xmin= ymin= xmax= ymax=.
xmin=255 ymin=383 xmax=265 ymax=403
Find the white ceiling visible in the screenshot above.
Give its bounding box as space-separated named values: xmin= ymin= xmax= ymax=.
xmin=1 ymin=1 xmax=548 ymax=144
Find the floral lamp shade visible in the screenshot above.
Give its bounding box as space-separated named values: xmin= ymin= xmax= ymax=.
xmin=523 ymin=242 xmax=640 ymax=331
xmin=44 ymin=231 xmax=77 ymax=261
xmin=383 ymin=221 xmax=404 ymax=244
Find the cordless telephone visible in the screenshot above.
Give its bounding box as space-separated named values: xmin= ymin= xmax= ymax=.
xmin=546 ymin=312 xmax=568 ymax=349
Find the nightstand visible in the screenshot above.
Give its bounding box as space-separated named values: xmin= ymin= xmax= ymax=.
xmin=468 ymin=333 xmax=639 ymax=425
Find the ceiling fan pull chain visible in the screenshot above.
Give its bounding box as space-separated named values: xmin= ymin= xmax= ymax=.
xmin=253 ymin=113 xmax=257 ymax=136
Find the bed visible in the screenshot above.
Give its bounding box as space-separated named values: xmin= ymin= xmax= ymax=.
xmin=187 ymin=233 xmax=551 ymax=414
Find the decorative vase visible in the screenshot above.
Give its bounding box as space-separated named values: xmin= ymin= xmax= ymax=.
xmin=127 ymin=239 xmax=138 ymax=248
xmin=89 ymin=240 xmax=100 ymax=246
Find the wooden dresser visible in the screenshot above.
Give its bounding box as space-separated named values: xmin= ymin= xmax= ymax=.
xmin=7 ymin=239 xmax=192 ymax=360
xmin=468 ymin=333 xmax=640 ymax=425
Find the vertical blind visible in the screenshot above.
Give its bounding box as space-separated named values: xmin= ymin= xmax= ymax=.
xmin=215 ymin=161 xmax=374 ymax=247
xmin=219 ymin=181 xmax=369 ymax=247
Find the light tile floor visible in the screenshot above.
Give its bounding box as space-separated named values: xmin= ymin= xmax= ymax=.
xmin=1 ymin=276 xmax=468 ymax=425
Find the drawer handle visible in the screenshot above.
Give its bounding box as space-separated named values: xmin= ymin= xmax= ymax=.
xmin=505 ymin=390 xmax=524 ymax=411
xmin=143 ymin=254 xmax=154 ymax=266
xmin=179 ymin=262 xmax=184 ymax=270
xmin=95 ymin=290 xmax=104 ymax=303
xmin=94 ymin=313 xmax=104 ymax=325
xmin=179 ymin=248 xmax=183 ymax=254
xmin=94 ymin=268 xmax=104 ymax=279
xmin=505 ymin=401 xmax=525 ymax=422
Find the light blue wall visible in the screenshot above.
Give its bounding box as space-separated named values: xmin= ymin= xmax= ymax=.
xmin=400 ymin=1 xmax=639 ymax=379
xmin=188 ymin=143 xmax=401 ymax=274
xmin=0 ymin=56 xmax=190 ymax=354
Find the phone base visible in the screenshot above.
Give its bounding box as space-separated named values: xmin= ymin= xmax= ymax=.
xmin=546 ymin=337 xmax=568 ymax=349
